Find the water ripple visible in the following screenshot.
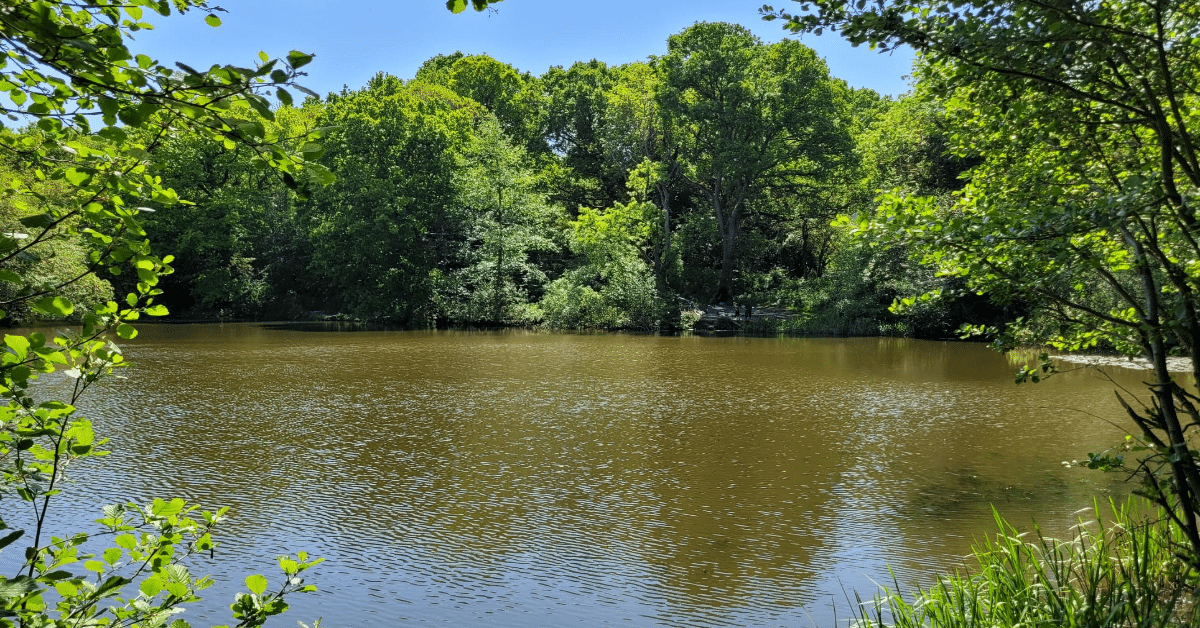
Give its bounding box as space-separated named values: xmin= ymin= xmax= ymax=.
xmin=3 ymin=328 xmax=1137 ymax=627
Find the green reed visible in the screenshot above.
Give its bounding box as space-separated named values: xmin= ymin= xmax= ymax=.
xmin=851 ymin=499 xmax=1200 ymax=628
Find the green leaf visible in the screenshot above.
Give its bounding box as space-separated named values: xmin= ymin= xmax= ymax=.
xmin=63 ymin=168 xmax=92 ymax=187
xmin=145 ymin=304 xmax=169 ymax=317
xmin=116 ymin=324 xmax=138 ymax=339
xmin=97 ymin=96 xmax=119 ymax=119
xmin=245 ymin=574 xmax=268 ymax=595
xmin=39 ymin=570 xmax=73 ymax=582
xmin=0 ymin=576 xmax=38 ymax=599
xmin=446 ymin=0 xmax=468 ymax=12
xmin=308 ymin=164 xmax=335 ymax=186
xmin=204 ymin=14 xmax=221 ymax=27
xmin=117 ymin=106 xmax=143 ymax=126
xmin=300 ymin=141 xmax=324 ymax=160
xmin=4 ymin=334 xmax=29 ymax=358
xmin=151 ymin=497 xmax=185 ymax=517
xmin=286 ymin=51 xmax=314 ymax=69
xmin=18 ymin=213 xmax=54 ymax=229
xmin=0 ymin=530 xmax=23 ymax=550
xmin=140 ymin=575 xmax=163 ymax=597
xmin=31 ymin=296 xmax=74 ymax=317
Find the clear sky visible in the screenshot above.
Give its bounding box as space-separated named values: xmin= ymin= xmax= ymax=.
xmin=130 ymin=0 xmax=915 ymax=98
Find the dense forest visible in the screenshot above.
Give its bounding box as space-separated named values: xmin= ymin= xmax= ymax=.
xmin=0 ymin=21 xmax=1015 ymax=336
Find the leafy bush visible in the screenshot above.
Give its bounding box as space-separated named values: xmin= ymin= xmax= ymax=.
xmin=540 ymin=258 xmax=665 ymax=330
xmin=540 ymin=272 xmax=608 ymax=328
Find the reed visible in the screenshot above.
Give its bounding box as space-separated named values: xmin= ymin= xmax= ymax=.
xmin=851 ymin=499 xmax=1199 ymax=628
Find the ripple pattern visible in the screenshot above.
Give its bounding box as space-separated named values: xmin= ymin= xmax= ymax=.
xmin=4 ymin=328 xmax=1136 ymax=627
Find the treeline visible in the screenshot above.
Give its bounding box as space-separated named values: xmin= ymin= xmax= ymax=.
xmin=3 ymin=21 xmax=1017 ymax=335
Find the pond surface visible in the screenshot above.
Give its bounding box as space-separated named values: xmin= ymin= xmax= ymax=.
xmin=7 ymin=325 xmax=1168 ymax=626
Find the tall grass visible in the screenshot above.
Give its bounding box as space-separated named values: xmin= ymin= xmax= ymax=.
xmin=852 ymin=500 xmax=1199 ymax=628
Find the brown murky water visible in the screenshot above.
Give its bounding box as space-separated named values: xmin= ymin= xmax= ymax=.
xmin=9 ymin=324 xmax=1168 ymax=626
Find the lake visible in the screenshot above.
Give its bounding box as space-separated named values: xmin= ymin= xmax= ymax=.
xmin=9 ymin=324 xmax=1157 ymax=627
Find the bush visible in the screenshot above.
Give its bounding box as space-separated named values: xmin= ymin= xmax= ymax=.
xmin=540 ymin=258 xmax=666 ymax=330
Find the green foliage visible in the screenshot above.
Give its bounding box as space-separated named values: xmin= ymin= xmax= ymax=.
xmin=93 ymin=22 xmax=948 ymax=332
xmin=574 ymin=200 xmax=657 ymax=268
xmin=412 ymin=52 xmax=466 ymax=86
xmin=437 ymin=116 xmax=562 ymax=324
xmin=147 ymin=104 xmax=324 ymax=318
xmin=849 ymin=501 xmax=1195 ymax=628
xmin=305 ymin=77 xmax=480 ymax=324
xmin=657 ymin=22 xmax=853 ymax=301
xmin=445 ymin=0 xmax=497 ymax=13
xmin=0 ymin=1 xmax=326 ymax=626
xmin=759 ymin=89 xmax=1010 ymax=339
xmin=419 ymin=54 xmax=547 ymax=154
xmin=540 ymin=260 xmax=663 ymax=330
xmin=540 ymin=160 xmax=673 ymax=330
xmin=666 ymin=211 xmax=721 ymax=302
xmin=852 ymin=500 xmax=1198 ymax=628
xmin=857 ymin=96 xmax=977 ymax=197
xmin=0 ymin=148 xmax=114 ymax=323
xmin=538 ymin=270 xmax=605 ymax=329
xmin=541 ymin=60 xmax=623 ymax=210
xmin=782 ymin=238 xmax=920 ymax=336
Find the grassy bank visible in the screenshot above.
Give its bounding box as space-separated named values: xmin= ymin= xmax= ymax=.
xmin=852 ymin=499 xmax=1198 ymax=628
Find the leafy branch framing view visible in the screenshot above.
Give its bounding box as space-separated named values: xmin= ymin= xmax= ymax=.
xmin=0 ymin=1 xmax=325 ymax=626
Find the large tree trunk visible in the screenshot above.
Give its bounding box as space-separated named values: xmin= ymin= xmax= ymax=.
xmin=653 ymin=182 xmax=672 ymax=294
xmin=710 ymin=188 xmax=742 ymax=302
xmin=716 ymin=230 xmax=737 ymax=302
xmin=492 ymin=188 xmax=505 ymax=323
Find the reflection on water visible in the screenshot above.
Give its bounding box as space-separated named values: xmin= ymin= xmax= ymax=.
xmin=3 ymin=325 xmax=1150 ymax=627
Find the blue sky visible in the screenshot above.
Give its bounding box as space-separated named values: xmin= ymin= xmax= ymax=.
xmin=131 ymin=0 xmax=914 ymax=98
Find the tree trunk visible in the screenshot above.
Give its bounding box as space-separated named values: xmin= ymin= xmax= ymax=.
xmin=710 ymin=188 xmax=741 ymax=303
xmin=653 ymin=182 xmax=672 ymax=294
xmin=493 ymin=187 xmax=505 ymax=323
xmin=716 ymin=230 xmax=737 ymax=302
xmin=1128 ymin=229 xmax=1200 ymax=560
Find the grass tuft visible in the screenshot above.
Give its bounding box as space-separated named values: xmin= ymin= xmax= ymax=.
xmin=852 ymin=499 xmax=1199 ymax=628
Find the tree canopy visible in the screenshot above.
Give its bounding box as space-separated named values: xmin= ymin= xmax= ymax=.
xmin=658 ymin=22 xmax=853 ymax=301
